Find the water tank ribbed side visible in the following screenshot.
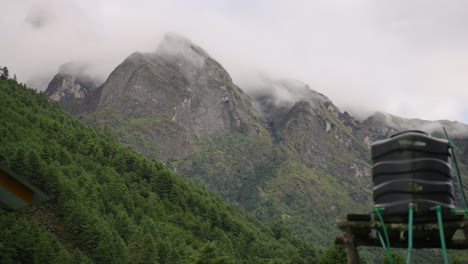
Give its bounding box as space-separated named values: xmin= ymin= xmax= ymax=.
xmin=371 ymin=131 xmax=454 ymax=215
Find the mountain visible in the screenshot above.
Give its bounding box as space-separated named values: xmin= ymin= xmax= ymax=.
xmin=98 ymin=34 xmax=259 ymax=135
xmin=45 ymin=61 xmax=99 ymax=102
xmin=44 ymin=61 xmax=103 ymax=116
xmin=46 ymin=34 xmax=265 ymax=161
xmin=0 ymin=78 xmax=316 ymax=263
xmin=45 ymin=34 xmax=468 ymax=256
xmin=171 ymin=77 xmax=378 ymax=244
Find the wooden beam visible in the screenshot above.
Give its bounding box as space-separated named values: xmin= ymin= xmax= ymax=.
xmin=341 ymin=228 xmax=360 ymax=264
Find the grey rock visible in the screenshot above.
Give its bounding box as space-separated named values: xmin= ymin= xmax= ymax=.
xmin=45 ymin=62 xmax=99 ymax=102
xmin=97 ymin=33 xmax=259 ymax=139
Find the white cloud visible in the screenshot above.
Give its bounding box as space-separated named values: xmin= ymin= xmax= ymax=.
xmin=1 ymin=0 xmax=468 ymax=123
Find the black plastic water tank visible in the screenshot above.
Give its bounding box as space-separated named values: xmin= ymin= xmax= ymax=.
xmin=371 ymin=130 xmax=455 ymax=215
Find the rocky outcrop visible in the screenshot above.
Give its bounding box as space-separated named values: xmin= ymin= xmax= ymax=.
xmin=45 ymin=34 xmax=266 ymax=161
xmin=252 ymin=78 xmax=372 ymax=175
xmin=44 ymin=62 xmax=103 ymax=116
xmin=45 ymin=62 xmax=98 ymax=102
xmin=97 ymin=33 xmax=261 ymax=139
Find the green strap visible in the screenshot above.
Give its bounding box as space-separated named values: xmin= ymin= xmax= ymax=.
xmin=406 ymin=203 xmax=414 ymax=264
xmin=435 ymin=205 xmax=449 ymax=264
xmin=375 ymin=207 xmax=394 ymax=264
xmin=443 ymin=127 xmax=468 ymax=213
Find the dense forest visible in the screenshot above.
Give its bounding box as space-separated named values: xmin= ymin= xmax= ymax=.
xmin=0 ymin=77 xmax=325 ymax=263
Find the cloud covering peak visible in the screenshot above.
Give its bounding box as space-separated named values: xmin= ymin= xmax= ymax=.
xmin=2 ymin=0 xmax=468 ymax=124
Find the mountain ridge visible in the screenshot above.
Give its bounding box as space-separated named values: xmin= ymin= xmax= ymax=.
xmin=44 ymin=34 xmax=468 ymax=252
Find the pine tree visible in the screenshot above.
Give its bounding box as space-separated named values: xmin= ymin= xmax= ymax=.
xmin=1 ymin=66 xmax=9 ymax=80
xmin=11 ymin=148 xmax=27 ymax=176
xmin=27 ymin=149 xmax=45 ymax=186
xmin=128 ymin=228 xmax=159 ymax=264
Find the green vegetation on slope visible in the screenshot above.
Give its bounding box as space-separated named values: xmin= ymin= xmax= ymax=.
xmin=259 ymin=160 xmax=371 ymax=244
xmin=171 ymin=131 xmax=372 ymax=248
xmin=172 ymin=133 xmax=277 ymax=210
xmin=83 ymin=107 xmax=190 ymax=161
xmin=0 ymin=78 xmax=315 ymax=263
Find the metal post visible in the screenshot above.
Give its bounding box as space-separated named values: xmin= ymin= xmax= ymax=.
xmin=435 ymin=205 xmax=449 ymax=264
xmin=406 ymin=203 xmax=414 ymax=264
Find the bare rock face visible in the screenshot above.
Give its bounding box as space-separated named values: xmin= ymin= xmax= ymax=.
xmin=46 ymin=34 xmax=264 ymax=161
xmin=45 ymin=62 xmax=98 ymax=102
xmin=253 ymin=78 xmax=372 ymax=169
xmin=98 ymin=33 xmax=260 ymax=139
xmin=46 ymin=75 xmax=87 ymax=101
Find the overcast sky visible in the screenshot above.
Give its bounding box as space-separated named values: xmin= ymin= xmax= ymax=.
xmin=2 ymin=0 xmax=468 ymax=123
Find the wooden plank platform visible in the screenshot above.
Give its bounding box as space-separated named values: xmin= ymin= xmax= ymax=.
xmin=336 ymin=213 xmax=468 ymax=264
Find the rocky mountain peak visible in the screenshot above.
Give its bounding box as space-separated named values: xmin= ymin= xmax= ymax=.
xmin=95 ymin=34 xmax=260 ymax=139
xmin=250 ymin=77 xmax=337 ymax=121
xmin=45 ymin=62 xmax=99 ymax=102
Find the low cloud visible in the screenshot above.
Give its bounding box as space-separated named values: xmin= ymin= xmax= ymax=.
xmin=1 ymin=0 xmax=468 ymax=123
xmin=155 ymin=33 xmax=209 ymax=69
xmin=55 ymin=61 xmax=103 ymax=89
xmin=242 ymin=74 xmax=330 ymax=110
xmin=24 ymin=6 xmax=50 ymax=29
xmin=377 ymin=112 xmax=468 ymax=137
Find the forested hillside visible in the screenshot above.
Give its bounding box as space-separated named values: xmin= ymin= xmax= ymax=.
xmin=44 ymin=35 xmax=468 ymax=255
xmin=0 ymin=78 xmax=317 ymax=263
xmin=46 ymin=35 xmax=377 ymax=248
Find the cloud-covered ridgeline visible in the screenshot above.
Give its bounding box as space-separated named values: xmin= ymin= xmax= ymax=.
xmin=1 ymin=0 xmax=468 ymax=123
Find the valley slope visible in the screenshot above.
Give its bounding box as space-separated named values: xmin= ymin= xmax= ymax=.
xmin=0 ymin=78 xmax=316 ymax=263
xmin=46 ymin=34 xmax=468 ymax=251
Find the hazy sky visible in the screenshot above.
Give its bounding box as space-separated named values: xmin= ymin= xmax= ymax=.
xmin=2 ymin=0 xmax=468 ymax=123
